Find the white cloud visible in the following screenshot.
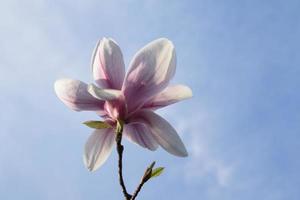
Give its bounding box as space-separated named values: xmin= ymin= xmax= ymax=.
xmin=167 ymin=108 xmax=236 ymax=187
xmin=186 ymin=136 xmax=234 ymax=187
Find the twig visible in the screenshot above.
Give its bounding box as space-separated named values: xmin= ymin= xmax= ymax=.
xmin=130 ymin=162 xmax=155 ymax=200
xmin=115 ymin=120 xmax=155 ymax=200
xmin=130 ymin=179 xmax=145 ymax=200
xmin=115 ymin=123 xmax=132 ymax=200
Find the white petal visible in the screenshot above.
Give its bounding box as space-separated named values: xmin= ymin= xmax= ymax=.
xmin=124 ymin=123 xmax=158 ymax=151
xmin=143 ymin=85 xmax=192 ymax=109
xmin=88 ymin=84 xmax=122 ymax=101
xmin=92 ymin=38 xmax=125 ymax=89
xmin=122 ymin=38 xmax=176 ymax=113
xmin=83 ymin=129 xmax=115 ymax=171
xmin=54 ymin=79 xmax=104 ymax=111
xmin=130 ymin=110 xmax=188 ymax=157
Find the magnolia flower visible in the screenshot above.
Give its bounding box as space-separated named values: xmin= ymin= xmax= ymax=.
xmin=54 ymin=38 xmax=192 ymax=171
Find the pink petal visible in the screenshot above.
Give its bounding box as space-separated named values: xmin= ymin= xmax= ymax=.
xmin=83 ymin=128 xmax=115 ymax=171
xmin=130 ymin=110 xmax=188 ymax=157
xmin=54 ymin=79 xmax=104 ymax=111
xmin=122 ymin=38 xmax=176 ymax=113
xmin=143 ymin=85 xmax=192 ymax=110
xmin=124 ymin=123 xmax=158 ymax=151
xmin=92 ymin=38 xmax=125 ymax=89
xmin=88 ymin=84 xmax=122 ymax=101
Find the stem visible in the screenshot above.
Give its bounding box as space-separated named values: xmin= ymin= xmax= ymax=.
xmin=131 ymin=180 xmax=145 ymax=200
xmin=130 ymin=162 xmax=154 ymax=200
xmin=115 ymin=124 xmax=132 ymax=200
xmin=115 ymin=120 xmax=154 ymax=200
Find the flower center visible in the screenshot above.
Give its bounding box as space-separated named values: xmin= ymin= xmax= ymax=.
xmin=104 ymin=98 xmax=127 ymax=122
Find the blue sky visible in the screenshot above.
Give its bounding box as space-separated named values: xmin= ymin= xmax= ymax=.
xmin=0 ymin=0 xmax=300 ymax=199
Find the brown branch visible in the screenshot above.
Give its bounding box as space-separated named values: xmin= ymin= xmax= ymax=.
xmin=130 ymin=179 xmax=145 ymax=200
xmin=115 ymin=123 xmax=132 ymax=200
xmin=130 ymin=162 xmax=155 ymax=200
xmin=115 ymin=120 xmax=155 ymax=200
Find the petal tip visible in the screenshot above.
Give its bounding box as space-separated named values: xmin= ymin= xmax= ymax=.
xmin=54 ymin=78 xmax=71 ymax=96
xmin=101 ymin=37 xmax=119 ymax=47
xmin=175 ymin=85 xmax=193 ymax=100
xmin=54 ymin=79 xmax=64 ymax=92
xmin=173 ymin=145 xmax=188 ymax=157
xmin=83 ymin=155 xmax=97 ymax=172
xmin=101 ymin=37 xmax=108 ymax=42
xmin=181 ymin=149 xmax=189 ymax=157
xmin=157 ymin=37 xmax=173 ymax=44
xmin=156 ymin=38 xmax=175 ymax=52
xmin=87 ymin=166 xmax=96 ymax=172
xmin=84 ymin=155 xmax=97 ymax=172
xmin=186 ymin=86 xmax=193 ymax=98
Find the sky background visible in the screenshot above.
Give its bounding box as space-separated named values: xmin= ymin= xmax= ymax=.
xmin=0 ymin=0 xmax=300 ymax=199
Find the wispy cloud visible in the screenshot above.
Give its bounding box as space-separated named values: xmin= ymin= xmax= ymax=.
xmin=168 ymin=108 xmax=235 ymax=187
xmin=185 ymin=131 xmax=234 ymax=187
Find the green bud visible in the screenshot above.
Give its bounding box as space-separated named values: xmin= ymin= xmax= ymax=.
xmin=150 ymin=167 xmax=164 ymax=178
